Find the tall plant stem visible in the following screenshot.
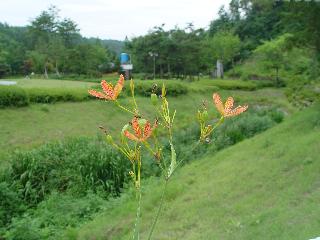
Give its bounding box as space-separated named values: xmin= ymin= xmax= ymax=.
xmin=133 ymin=188 xmax=142 ymax=240
xmin=147 ymin=179 xmax=169 ymax=240
xmin=115 ymin=100 xmax=135 ymax=115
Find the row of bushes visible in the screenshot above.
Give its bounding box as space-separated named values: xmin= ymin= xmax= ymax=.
xmin=1 ymin=77 xmax=271 ymax=108
xmin=0 ymin=86 xmax=30 ymax=107
xmin=195 ymin=79 xmax=258 ymax=91
xmin=124 ymin=80 xmax=189 ymax=97
xmin=0 ymin=107 xmax=284 ymax=239
xmin=0 ymin=86 xmax=93 ymax=107
xmin=0 ymin=80 xmax=189 ymax=108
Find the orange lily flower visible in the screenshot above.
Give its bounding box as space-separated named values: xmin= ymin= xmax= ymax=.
xmin=124 ymin=117 xmax=157 ymax=142
xmin=213 ymin=93 xmax=248 ymax=117
xmin=88 ymin=75 xmax=125 ymax=100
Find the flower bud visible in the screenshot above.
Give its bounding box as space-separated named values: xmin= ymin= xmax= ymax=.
xmin=129 ymin=171 xmax=135 ymax=177
xmin=202 ymin=110 xmax=209 ymax=121
xmin=106 ymin=135 xmax=113 ymax=144
xmin=151 ymin=93 xmax=158 ymax=105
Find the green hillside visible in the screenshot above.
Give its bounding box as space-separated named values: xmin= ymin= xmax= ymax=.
xmin=74 ymin=104 xmax=320 ymax=240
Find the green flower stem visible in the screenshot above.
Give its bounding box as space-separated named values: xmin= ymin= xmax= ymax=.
xmin=147 ymin=178 xmax=168 ymax=240
xmin=133 ymin=147 xmax=142 ymax=239
xmin=130 ymin=79 xmax=138 ymax=112
xmin=206 ymin=116 xmax=224 ymax=137
xmin=115 ymin=100 xmax=135 ymax=115
xmin=133 ymin=188 xmax=142 ymax=240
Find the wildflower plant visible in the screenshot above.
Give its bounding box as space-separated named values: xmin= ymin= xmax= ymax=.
xmin=88 ymin=75 xmax=248 ymax=239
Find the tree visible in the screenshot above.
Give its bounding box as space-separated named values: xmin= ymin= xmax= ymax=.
xmin=125 ymin=24 xmax=208 ymax=79
xmin=281 ymin=1 xmax=320 ymax=53
xmin=209 ymin=31 xmax=241 ymax=78
xmin=254 ymin=33 xmax=293 ymax=86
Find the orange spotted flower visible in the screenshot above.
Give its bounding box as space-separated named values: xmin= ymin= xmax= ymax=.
xmin=213 ymin=93 xmax=248 ymax=118
xmin=124 ymin=117 xmax=157 ymax=142
xmin=88 ymin=75 xmax=124 ymax=100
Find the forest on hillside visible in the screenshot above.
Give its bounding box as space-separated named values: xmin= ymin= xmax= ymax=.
xmin=0 ymin=6 xmax=122 ymax=78
xmin=0 ymin=0 xmax=320 ymax=86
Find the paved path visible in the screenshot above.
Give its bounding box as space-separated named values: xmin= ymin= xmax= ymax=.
xmin=0 ymin=81 xmax=17 ymax=85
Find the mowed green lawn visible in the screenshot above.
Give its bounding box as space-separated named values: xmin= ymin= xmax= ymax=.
xmin=0 ymin=86 xmax=291 ymax=164
xmin=0 ymin=83 xmax=291 ymax=165
xmin=73 ymin=104 xmax=320 ymax=240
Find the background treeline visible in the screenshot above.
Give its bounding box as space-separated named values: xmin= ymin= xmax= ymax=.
xmin=0 ymin=6 xmax=123 ymax=78
xmin=125 ymin=0 xmax=320 ymax=82
xmin=1 ymin=1 xmax=320 ymax=83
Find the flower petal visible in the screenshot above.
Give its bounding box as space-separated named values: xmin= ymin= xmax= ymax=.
xmin=88 ymin=90 xmax=111 ymax=100
xmin=224 ymin=97 xmax=234 ymax=114
xmin=101 ymin=80 xmax=114 ymax=98
xmin=143 ymin=121 xmax=152 ymax=140
xmin=113 ymin=74 xmax=125 ymax=99
xmin=132 ymin=117 xmax=142 ymax=138
xmin=213 ymin=93 xmax=225 ymax=115
xmin=225 ymin=105 xmax=248 ymax=117
xmin=124 ymin=130 xmax=140 ymax=141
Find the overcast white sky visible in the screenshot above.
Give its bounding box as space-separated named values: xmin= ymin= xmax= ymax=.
xmin=0 ymin=0 xmax=229 ymax=40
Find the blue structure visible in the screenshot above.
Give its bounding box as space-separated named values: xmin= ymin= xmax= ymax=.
xmin=119 ymin=53 xmax=133 ymax=80
xmin=120 ymin=53 xmax=130 ymax=64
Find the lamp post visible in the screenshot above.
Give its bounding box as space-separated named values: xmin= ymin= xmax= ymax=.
xmin=149 ymin=52 xmax=158 ymax=80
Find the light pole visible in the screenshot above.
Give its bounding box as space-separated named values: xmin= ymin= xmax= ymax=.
xmin=149 ymin=52 xmax=158 ymax=80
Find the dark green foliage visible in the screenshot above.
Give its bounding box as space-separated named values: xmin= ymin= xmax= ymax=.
xmin=0 ymin=86 xmax=95 ymax=107
xmin=285 ymin=77 xmax=320 ymax=108
xmin=9 ymin=138 xmax=130 ymax=204
xmin=0 ymin=86 xmax=29 ymax=107
xmin=125 ymin=80 xmax=188 ymax=97
xmin=125 ymin=26 xmax=209 ymax=78
xmin=27 ymin=88 xmax=91 ymax=103
xmin=0 ymin=63 xmax=11 ymax=78
xmin=0 ymin=182 xmax=26 ymax=229
xmin=0 ymin=7 xmax=118 ymax=77
xmin=4 ymin=192 xmax=106 ymax=240
xmin=172 ymin=107 xmax=284 ymax=163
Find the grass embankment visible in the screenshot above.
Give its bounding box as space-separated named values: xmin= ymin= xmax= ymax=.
xmin=0 ymin=89 xmax=290 ymax=164
xmin=74 ymin=104 xmax=320 ymax=240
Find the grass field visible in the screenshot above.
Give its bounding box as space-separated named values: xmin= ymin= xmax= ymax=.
xmin=0 ymin=87 xmax=291 ymax=164
xmin=73 ymin=104 xmax=320 ymax=240
xmin=0 ymin=76 xmax=318 ymax=240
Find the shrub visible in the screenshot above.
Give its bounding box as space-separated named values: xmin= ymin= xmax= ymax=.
xmin=0 ymin=86 xmax=95 ymax=107
xmin=26 ymin=88 xmax=91 ymax=104
xmin=4 ymin=192 xmax=106 ymax=240
xmin=172 ymin=107 xmax=284 ymax=163
xmin=9 ymin=138 xmax=130 ymax=204
xmin=124 ymin=80 xmax=188 ymax=97
xmin=285 ymin=77 xmax=320 ymax=108
xmin=0 ymin=182 xmax=26 ymax=228
xmin=0 ymin=86 xmax=29 ymax=107
xmin=194 ymin=79 xmax=258 ymax=91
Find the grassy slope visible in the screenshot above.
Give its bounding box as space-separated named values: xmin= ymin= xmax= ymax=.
xmin=0 ymin=89 xmax=290 ymax=164
xmin=74 ymin=104 xmax=320 ymax=240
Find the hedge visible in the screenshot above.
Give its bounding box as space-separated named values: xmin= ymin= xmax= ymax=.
xmin=0 ymin=86 xmax=94 ymax=107
xmin=124 ymin=80 xmax=188 ymax=97
xmin=0 ymin=86 xmax=29 ymax=108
